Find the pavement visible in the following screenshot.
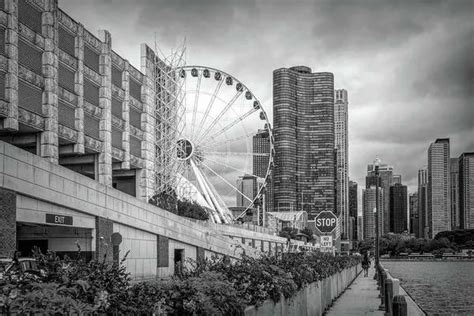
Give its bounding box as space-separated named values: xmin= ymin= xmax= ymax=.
xmin=326 ymin=266 xmax=384 ymax=316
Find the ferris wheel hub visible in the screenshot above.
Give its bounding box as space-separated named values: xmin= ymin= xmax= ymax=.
xmin=177 ymin=138 xmax=195 ymax=161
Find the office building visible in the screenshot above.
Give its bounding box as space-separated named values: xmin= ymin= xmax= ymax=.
xmin=236 ymin=174 xmax=256 ymax=208
xmin=417 ymin=168 xmax=428 ymax=238
xmin=367 ymin=162 xmax=393 ymax=234
xmin=273 ymin=66 xmax=335 ymax=222
xmin=450 ymin=157 xmax=460 ymax=229
xmin=459 ymin=153 xmax=474 ymax=229
xmin=427 ymin=138 xmax=451 ymax=238
xmin=253 ymin=128 xmax=273 ymax=213
xmin=393 ymin=175 xmax=402 ymax=185
xmin=362 ymin=186 xmax=383 ymax=239
xmin=335 ymin=89 xmax=349 ymax=240
xmin=389 ymin=183 xmax=407 ymax=233
xmin=349 ymin=180 xmax=358 ymax=240
xmin=409 ymin=192 xmax=419 ymax=237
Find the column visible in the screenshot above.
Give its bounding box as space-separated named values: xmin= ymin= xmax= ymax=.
xmin=139 ymin=44 xmax=156 ymax=201
xmin=40 ymin=0 xmax=59 ymax=163
xmin=74 ymin=23 xmax=85 ymax=153
xmin=3 ymin=0 xmax=19 ymax=131
xmin=95 ymin=216 xmax=113 ymax=262
xmin=97 ymin=30 xmax=112 ymax=186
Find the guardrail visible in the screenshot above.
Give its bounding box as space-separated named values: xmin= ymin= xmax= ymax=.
xmin=375 ymin=263 xmax=426 ymax=316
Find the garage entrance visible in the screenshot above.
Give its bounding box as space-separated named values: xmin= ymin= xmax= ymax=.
xmin=16 ymin=222 xmax=94 ymax=261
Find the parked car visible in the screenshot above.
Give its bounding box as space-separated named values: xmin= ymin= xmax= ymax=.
xmin=0 ymin=257 xmax=47 ymax=282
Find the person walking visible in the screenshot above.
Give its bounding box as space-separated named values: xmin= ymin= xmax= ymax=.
xmin=362 ymin=252 xmax=371 ymax=277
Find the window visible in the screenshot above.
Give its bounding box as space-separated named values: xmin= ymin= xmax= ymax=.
xmin=84 ymin=45 xmax=99 ymax=73
xmin=83 ymin=79 xmax=99 ymax=106
xmin=58 ymin=64 xmax=75 ymax=93
xmin=112 ymin=66 xmax=122 ymax=88
xmin=58 ymin=26 xmax=75 ymax=56
xmin=129 ymin=78 xmax=141 ymax=101
xmin=18 ymin=1 xmax=42 ymax=34
xmin=18 ymin=40 xmax=42 ymax=75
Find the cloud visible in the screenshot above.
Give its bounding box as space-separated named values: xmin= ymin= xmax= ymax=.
xmin=59 ymin=0 xmax=474 ymax=207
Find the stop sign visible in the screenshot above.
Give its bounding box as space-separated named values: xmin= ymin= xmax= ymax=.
xmin=315 ymin=211 xmax=337 ymax=234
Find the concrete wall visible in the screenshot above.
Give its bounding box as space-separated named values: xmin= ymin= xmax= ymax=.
xmin=0 ymin=140 xmax=293 ymax=278
xmin=245 ymin=265 xmax=361 ymax=316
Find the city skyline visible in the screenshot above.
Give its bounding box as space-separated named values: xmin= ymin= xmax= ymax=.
xmin=60 ymin=0 xmax=473 ymax=198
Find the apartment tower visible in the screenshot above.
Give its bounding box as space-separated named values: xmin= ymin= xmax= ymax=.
xmin=427 ymin=138 xmax=451 ymax=238
xmin=273 ymin=66 xmax=335 ymax=224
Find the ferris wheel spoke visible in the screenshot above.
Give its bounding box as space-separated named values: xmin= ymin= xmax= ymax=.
xmin=190 ymin=73 xmax=202 ymax=142
xmin=200 ymin=160 xmax=253 ymax=203
xmin=198 ymin=133 xmax=253 ymax=151
xmin=199 ymin=108 xmax=258 ymax=145
xmin=197 ymin=90 xmax=243 ymax=143
xmin=206 ymin=151 xmax=270 ymax=157
xmin=204 ymin=156 xmax=262 ymax=180
xmin=194 ymin=80 xmax=224 ymax=140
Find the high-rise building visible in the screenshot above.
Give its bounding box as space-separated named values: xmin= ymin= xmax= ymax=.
xmin=450 ymin=157 xmax=460 ymax=230
xmin=417 ymin=168 xmax=428 ymax=238
xmin=459 ymin=153 xmax=474 ymax=229
xmin=335 ymin=89 xmax=349 ymax=240
xmin=349 ymin=180 xmax=358 ymax=240
xmin=393 ymin=175 xmax=402 ymax=184
xmin=367 ymin=162 xmax=393 ymax=234
xmin=362 ymin=186 xmax=384 ymax=239
xmin=409 ymin=192 xmax=419 ymax=236
xmin=427 ymin=138 xmax=451 ymax=238
xmin=236 ymin=175 xmax=256 ymax=208
xmin=253 ymin=128 xmax=273 ymax=213
xmin=389 ymin=183 xmax=408 ymax=233
xmin=273 ymin=66 xmax=335 ymax=223
xmin=357 ymin=215 xmax=363 ymax=241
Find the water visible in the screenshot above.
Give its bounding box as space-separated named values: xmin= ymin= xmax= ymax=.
xmin=382 ymin=261 xmax=474 ymax=315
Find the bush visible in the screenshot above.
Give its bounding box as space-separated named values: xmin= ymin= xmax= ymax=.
xmin=1 ymin=248 xmax=360 ymax=314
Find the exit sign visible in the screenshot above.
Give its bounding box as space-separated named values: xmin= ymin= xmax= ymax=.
xmin=46 ymin=214 xmax=73 ymax=226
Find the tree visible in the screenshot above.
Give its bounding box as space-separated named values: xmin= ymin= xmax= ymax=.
xmin=278 ymin=227 xmax=298 ymax=240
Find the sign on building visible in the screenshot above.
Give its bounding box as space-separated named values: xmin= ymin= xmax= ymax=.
xmin=314 ymin=211 xmax=337 ymax=234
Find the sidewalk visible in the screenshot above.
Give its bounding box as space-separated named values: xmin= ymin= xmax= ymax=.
xmin=326 ymin=266 xmax=384 ymax=316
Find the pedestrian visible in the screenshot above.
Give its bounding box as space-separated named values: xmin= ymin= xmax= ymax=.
xmin=362 ymin=252 xmax=370 ymax=277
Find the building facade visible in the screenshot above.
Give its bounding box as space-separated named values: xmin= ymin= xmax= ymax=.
xmin=367 ymin=162 xmax=393 ymax=234
xmin=362 ymin=185 xmax=383 ymax=239
xmin=409 ymin=192 xmax=419 ymax=237
xmin=450 ymin=157 xmax=460 ymax=230
xmin=236 ymin=174 xmax=256 ymax=208
xmin=459 ymin=153 xmax=474 ymax=229
xmin=389 ymin=183 xmax=407 ymax=234
xmin=335 ymin=89 xmax=349 ymax=240
xmin=349 ymin=180 xmax=358 ymax=240
xmin=0 ymin=0 xmax=165 ymax=202
xmin=427 ymin=138 xmax=451 ymax=238
xmin=273 ymin=66 xmax=335 ymax=223
xmin=417 ymin=168 xmax=428 ymax=238
xmin=253 ymin=128 xmax=273 ymax=214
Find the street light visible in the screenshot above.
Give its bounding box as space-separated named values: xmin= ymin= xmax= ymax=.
xmin=374 ymin=158 xmax=381 ymax=271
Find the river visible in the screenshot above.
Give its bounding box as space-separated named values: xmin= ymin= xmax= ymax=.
xmin=382 ymin=261 xmax=474 ymax=315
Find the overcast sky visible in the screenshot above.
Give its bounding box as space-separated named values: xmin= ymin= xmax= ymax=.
xmin=61 ymin=0 xmax=473 ymax=207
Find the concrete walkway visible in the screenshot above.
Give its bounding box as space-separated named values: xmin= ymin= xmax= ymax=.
xmin=326 ymin=266 xmax=384 ymax=316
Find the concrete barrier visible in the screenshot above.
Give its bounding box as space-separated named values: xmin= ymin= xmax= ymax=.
xmin=245 ymin=264 xmax=361 ymax=316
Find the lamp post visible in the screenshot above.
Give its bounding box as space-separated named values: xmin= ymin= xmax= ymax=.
xmin=374 ymin=158 xmax=381 ymax=268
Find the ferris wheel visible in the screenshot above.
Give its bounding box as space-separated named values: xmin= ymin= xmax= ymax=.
xmin=174 ymin=66 xmax=274 ymax=224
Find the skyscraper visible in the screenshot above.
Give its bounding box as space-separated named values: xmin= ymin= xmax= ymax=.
xmin=362 ymin=186 xmax=383 ymax=239
xmin=367 ymin=162 xmax=393 ymax=234
xmin=236 ymin=175 xmax=256 ymax=208
xmin=335 ymin=89 xmax=349 ymax=240
xmin=459 ymin=152 xmax=474 ymax=229
xmin=427 ymin=138 xmax=451 ymax=238
xmin=253 ymin=127 xmax=273 ymax=213
xmin=393 ymin=175 xmax=402 ymax=185
xmin=389 ymin=183 xmax=408 ymax=233
xmin=450 ymin=157 xmax=460 ymax=230
xmin=273 ymin=66 xmax=335 ymax=223
xmin=417 ymin=168 xmax=428 ymax=238
xmin=409 ymin=192 xmax=419 ymax=236
xmin=349 ymin=180 xmax=358 ymax=240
